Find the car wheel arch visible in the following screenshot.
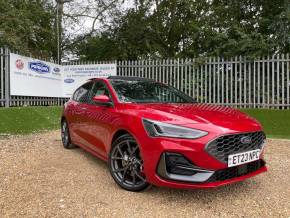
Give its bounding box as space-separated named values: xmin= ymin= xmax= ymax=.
xmin=111 ymin=129 xmax=130 ymax=144
xmin=109 ymin=129 xmax=141 ymax=152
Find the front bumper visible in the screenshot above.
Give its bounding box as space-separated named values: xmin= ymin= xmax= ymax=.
xmin=157 ymin=152 xmax=266 ymax=184
xmin=138 ymin=133 xmax=267 ymax=189
xmin=154 ymin=164 xmax=267 ymax=189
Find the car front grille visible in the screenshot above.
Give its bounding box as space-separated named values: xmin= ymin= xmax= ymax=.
xmin=207 ymin=159 xmax=265 ymax=183
xmin=205 ymin=131 xmax=266 ymax=163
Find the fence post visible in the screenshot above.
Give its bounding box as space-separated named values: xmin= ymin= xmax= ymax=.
xmin=4 ymin=47 xmax=10 ymax=107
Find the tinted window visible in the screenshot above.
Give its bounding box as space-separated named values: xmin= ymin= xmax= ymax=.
xmin=91 ymin=81 xmax=111 ymax=98
xmin=110 ymin=80 xmax=195 ymax=103
xmin=73 ymin=82 xmax=94 ymax=103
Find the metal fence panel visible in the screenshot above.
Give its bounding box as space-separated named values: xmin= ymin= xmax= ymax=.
xmin=0 ymin=47 xmax=4 ymax=107
xmin=117 ymin=57 xmax=290 ymax=109
xmin=0 ymin=47 xmax=289 ymax=109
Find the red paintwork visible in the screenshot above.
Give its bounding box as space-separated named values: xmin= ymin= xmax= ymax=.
xmin=62 ymin=78 xmax=267 ymax=189
xmin=92 ymin=95 xmax=111 ymax=103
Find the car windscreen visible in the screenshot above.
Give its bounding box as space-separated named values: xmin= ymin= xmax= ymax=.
xmin=110 ymin=80 xmax=195 ymax=103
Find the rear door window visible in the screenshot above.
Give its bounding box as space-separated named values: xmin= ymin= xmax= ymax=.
xmin=72 ymin=81 xmax=94 ymax=103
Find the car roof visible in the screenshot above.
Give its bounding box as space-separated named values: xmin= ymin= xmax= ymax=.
xmin=88 ymin=76 xmax=155 ymax=83
xmin=107 ymin=76 xmax=154 ymax=82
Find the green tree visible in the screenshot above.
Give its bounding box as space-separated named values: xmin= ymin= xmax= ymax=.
xmin=0 ymin=0 xmax=56 ymax=58
xmin=76 ymin=34 xmax=121 ymax=61
xmin=77 ymin=0 xmax=290 ymax=60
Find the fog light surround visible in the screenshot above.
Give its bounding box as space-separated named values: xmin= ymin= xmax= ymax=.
xmin=165 ymin=153 xmax=199 ymax=175
xmin=157 ymin=152 xmax=214 ymax=183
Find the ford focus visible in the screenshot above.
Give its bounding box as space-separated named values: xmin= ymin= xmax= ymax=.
xmin=61 ymin=76 xmax=267 ymax=191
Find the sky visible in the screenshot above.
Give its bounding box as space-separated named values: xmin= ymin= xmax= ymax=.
xmin=63 ymin=0 xmax=135 ymax=37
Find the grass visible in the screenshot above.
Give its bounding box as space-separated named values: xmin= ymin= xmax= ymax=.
xmin=0 ymin=106 xmax=289 ymax=139
xmin=240 ymin=109 xmax=290 ymax=140
xmin=0 ymin=106 xmax=62 ymax=135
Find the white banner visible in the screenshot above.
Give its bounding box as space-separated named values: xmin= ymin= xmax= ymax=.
xmin=10 ymin=53 xmax=62 ymax=97
xmin=62 ymin=64 xmax=117 ymax=97
xmin=10 ymin=53 xmax=117 ymax=98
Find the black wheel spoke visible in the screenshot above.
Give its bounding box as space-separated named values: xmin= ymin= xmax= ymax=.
xmin=117 ymin=146 xmax=124 ymax=158
xmin=121 ymin=167 xmax=128 ymax=182
xmin=132 ymin=171 xmax=136 ymax=187
xmin=133 ymin=157 xmax=142 ymax=166
xmin=113 ymin=167 xmax=127 ymax=173
xmin=111 ymin=156 xmax=123 ymax=160
xmin=130 ymin=146 xmax=138 ymax=156
xmin=135 ymin=172 xmax=146 ymax=182
xmin=126 ymin=140 xmax=132 ymax=154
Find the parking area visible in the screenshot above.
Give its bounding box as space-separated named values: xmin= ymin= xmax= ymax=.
xmin=0 ymin=131 xmax=289 ymax=218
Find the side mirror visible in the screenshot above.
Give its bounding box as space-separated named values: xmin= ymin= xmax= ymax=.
xmin=92 ymin=95 xmax=113 ymax=106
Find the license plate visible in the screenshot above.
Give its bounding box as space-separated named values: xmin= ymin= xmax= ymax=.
xmin=228 ymin=149 xmax=260 ymax=167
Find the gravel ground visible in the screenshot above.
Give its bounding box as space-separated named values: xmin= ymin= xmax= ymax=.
xmin=0 ymin=131 xmax=289 ymax=218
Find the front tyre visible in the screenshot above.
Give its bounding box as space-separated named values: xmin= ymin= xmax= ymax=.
xmin=109 ymin=134 xmax=150 ymax=192
xmin=61 ymin=119 xmax=74 ymax=149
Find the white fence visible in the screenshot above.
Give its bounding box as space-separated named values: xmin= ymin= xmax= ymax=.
xmin=118 ymin=57 xmax=290 ymax=109
xmin=1 ymin=47 xmax=290 ymax=109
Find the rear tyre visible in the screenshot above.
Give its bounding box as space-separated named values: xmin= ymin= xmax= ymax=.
xmin=109 ymin=134 xmax=150 ymax=192
xmin=61 ymin=119 xmax=74 ymax=149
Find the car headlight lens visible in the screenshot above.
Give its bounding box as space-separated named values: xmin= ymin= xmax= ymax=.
xmin=142 ymin=119 xmax=208 ymax=139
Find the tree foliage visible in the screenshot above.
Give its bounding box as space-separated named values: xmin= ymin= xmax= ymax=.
xmin=0 ymin=0 xmax=56 ymax=58
xmin=77 ymin=0 xmax=290 ymax=60
xmin=0 ymin=0 xmax=289 ymax=60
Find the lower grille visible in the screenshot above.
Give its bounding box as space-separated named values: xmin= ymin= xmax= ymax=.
xmin=207 ymin=159 xmax=265 ymax=182
xmin=205 ymin=131 xmax=266 ymax=163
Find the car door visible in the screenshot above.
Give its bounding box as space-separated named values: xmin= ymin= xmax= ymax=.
xmin=68 ymin=81 xmax=94 ymax=146
xmin=79 ymin=81 xmax=116 ymax=158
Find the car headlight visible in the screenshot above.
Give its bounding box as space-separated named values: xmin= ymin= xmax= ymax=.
xmin=142 ymin=119 xmax=208 ymax=139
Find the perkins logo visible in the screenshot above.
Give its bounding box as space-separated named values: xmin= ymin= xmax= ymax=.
xmin=64 ymin=78 xmax=75 ymax=83
xmin=29 ymin=61 xmax=50 ymax=74
xmin=240 ymin=136 xmax=252 ymax=144
xmin=53 ymin=67 xmax=60 ymax=73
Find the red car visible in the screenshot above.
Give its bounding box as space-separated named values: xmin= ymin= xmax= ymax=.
xmin=61 ymin=76 xmax=267 ymax=192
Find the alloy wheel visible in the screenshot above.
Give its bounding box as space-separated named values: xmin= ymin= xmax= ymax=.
xmin=61 ymin=120 xmax=74 ymax=149
xmin=109 ymin=135 xmax=148 ymax=191
xmin=61 ymin=121 xmax=69 ymax=145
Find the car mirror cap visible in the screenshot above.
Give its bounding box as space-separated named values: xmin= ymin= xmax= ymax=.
xmin=92 ymin=95 xmax=113 ymax=106
xmin=92 ymin=95 xmax=110 ymax=103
